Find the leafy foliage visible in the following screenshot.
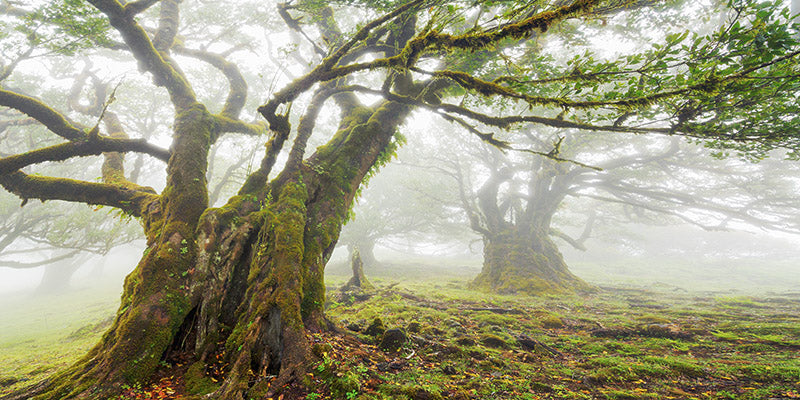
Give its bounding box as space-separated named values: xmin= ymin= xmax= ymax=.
xmin=19 ymin=0 xmax=112 ymax=55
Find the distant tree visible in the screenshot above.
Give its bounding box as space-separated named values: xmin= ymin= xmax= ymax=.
xmin=436 ymin=127 xmax=800 ymax=295
xmin=1 ymin=1 xmax=798 ymax=398
xmin=0 ymin=193 xmax=141 ymax=293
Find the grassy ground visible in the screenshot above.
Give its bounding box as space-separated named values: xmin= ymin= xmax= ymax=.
xmin=0 ymin=285 xmax=120 ymax=394
xmin=1 ymin=266 xmax=799 ymax=399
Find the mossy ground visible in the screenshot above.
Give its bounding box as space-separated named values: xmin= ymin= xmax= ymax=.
xmin=315 ymin=276 xmax=800 ymax=400
xmin=2 ymin=263 xmax=800 ymax=400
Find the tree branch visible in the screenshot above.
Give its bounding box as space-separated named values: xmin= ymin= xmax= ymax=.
xmin=0 ymin=136 xmax=169 ymax=174
xmin=123 ymin=0 xmax=161 ymax=16
xmin=0 ymin=171 xmax=159 ymax=218
xmin=258 ymin=0 xmax=424 ymax=124
xmin=0 ymin=89 xmax=87 ymax=141
xmin=88 ymin=0 xmax=196 ymax=110
xmin=0 ymin=249 xmax=80 ymax=270
xmin=172 ymin=44 xmax=247 ymax=119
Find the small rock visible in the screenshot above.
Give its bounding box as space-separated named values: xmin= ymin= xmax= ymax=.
xmin=364 ymin=318 xmax=385 ymax=337
xmin=380 ymin=328 xmax=407 ymax=352
xmin=346 ymin=323 xmax=362 ymax=332
xmin=409 ymin=335 xmax=429 ymax=346
xmin=455 ymin=337 xmax=475 ymax=346
xmin=376 ymin=362 xmax=390 ymax=372
xmin=480 ymin=334 xmax=507 ymax=348
xmin=407 ymin=321 xmax=421 ymax=333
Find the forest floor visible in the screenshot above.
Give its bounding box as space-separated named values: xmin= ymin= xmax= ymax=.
xmin=1 ymin=268 xmax=799 ymax=399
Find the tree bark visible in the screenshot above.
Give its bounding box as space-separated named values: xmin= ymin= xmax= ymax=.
xmin=471 ymin=226 xmax=592 ymax=295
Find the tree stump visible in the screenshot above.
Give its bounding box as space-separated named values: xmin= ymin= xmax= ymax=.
xmin=341 ymin=248 xmax=373 ymax=291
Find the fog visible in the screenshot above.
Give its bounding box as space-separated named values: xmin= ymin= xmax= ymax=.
xmin=2 ymin=1 xmax=800 ymax=398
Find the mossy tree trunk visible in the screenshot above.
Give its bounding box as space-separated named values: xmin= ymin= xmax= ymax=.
xmin=471 ymin=225 xmax=591 ymax=295
xmin=193 ymin=100 xmax=411 ymax=398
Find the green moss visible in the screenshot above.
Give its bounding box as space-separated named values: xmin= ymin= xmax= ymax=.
xmin=269 ymin=179 xmax=309 ymax=323
xmin=472 ymin=311 xmax=517 ymax=327
xmin=184 ymin=362 xmax=220 ymax=395
xmin=642 ymin=356 xmax=706 ymax=378
xmin=479 ymin=334 xmax=507 ymax=348
xmin=330 ymin=370 xmax=361 ymax=398
xmin=540 ymin=314 xmax=565 ymax=329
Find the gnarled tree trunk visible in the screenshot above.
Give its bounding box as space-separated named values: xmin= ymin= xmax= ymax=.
xmin=471 ymin=226 xmax=591 ymax=295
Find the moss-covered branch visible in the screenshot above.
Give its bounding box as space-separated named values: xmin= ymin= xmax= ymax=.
xmin=151 ymin=0 xmax=179 ymax=51
xmin=318 ymin=0 xmax=424 ymax=73
xmin=87 ymin=0 xmax=196 ymax=110
xmin=328 ymin=83 xmax=667 ymax=132
xmin=286 ymin=87 xmax=339 ymax=172
xmin=0 ymin=171 xmax=158 ymax=218
xmin=122 ymin=0 xmax=161 ymax=16
xmin=0 ymin=89 xmax=87 ymax=141
xmin=257 ymin=0 xmax=424 ymax=124
xmin=236 ymin=121 xmax=290 ymax=197
xmin=258 ymin=0 xmax=604 ymax=129
xmin=0 ymin=136 xmax=168 ymax=174
xmin=212 ymin=115 xmax=265 ymax=138
xmin=416 ymin=46 xmax=800 ymax=112
xmin=173 ymin=44 xmax=247 ymax=119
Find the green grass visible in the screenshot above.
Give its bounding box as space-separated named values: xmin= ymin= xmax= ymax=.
xmin=0 ymin=285 xmax=120 ymax=395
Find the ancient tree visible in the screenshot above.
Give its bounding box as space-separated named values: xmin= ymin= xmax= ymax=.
xmin=1 ymin=0 xmax=798 ymax=398
xmin=439 ymin=128 xmax=800 ymax=295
